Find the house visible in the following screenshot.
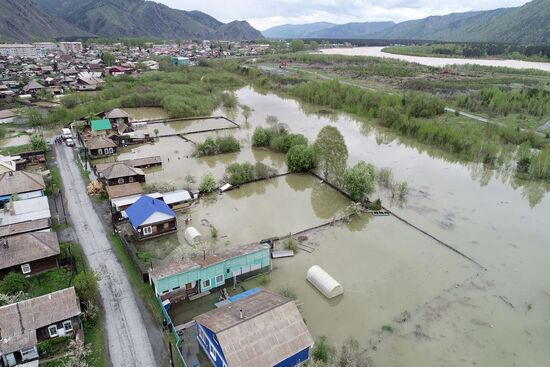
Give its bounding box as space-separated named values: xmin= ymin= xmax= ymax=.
xmin=194 ymin=289 xmax=313 ymax=367
xmin=106 ymin=182 xmax=144 ymax=200
xmin=97 ymin=162 xmax=145 ymax=186
xmin=0 ymin=232 xmax=60 ymax=279
xmin=0 ymin=218 xmax=51 ymax=238
xmin=90 ymin=119 xmax=113 ymax=135
xmin=84 ymin=136 xmax=117 ymax=158
xmin=0 ymin=171 xmax=45 ymax=205
xmin=104 ymin=108 xmax=130 ymax=126
xmin=21 ymin=80 xmax=44 ymax=95
xmin=0 ymin=196 xmax=51 ymax=227
xmin=126 ymin=196 xmax=177 ymax=240
xmin=0 ymin=110 xmax=17 ymax=124
xmin=0 ymin=287 xmax=82 ymax=367
xmin=110 ymin=192 xmax=163 ymax=220
xmin=149 ymin=243 xmax=271 ymax=300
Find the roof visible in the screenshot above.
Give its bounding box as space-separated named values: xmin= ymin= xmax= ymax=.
xmin=22 ymin=80 xmax=44 ymax=92
xmin=150 ymin=258 xmax=200 ymax=279
xmin=126 ymin=196 xmax=175 ymax=228
xmin=99 ymin=162 xmax=144 ymax=180
xmin=0 ymin=287 xmax=81 ymax=354
xmin=0 ymin=171 xmax=45 ymax=196
xmin=85 ymin=136 xmax=116 ymax=150
xmin=163 ymin=190 xmax=192 ymax=205
xmin=0 ymin=109 xmax=16 ymax=119
xmin=106 ymin=182 xmax=143 ymax=199
xmin=112 ymin=193 xmax=162 ymax=211
xmin=0 ymin=232 xmax=60 ymax=270
xmin=0 ymin=218 xmax=51 ymax=237
xmin=0 ymin=196 xmax=51 ymax=226
xmin=91 ymin=119 xmax=112 ymax=132
xmin=105 ymin=108 xmax=129 ymax=119
xmin=194 ymin=290 xmax=313 ymax=367
xmin=94 ymin=156 xmax=161 ymax=172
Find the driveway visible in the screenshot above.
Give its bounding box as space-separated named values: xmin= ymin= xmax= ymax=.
xmin=55 ymin=145 xmax=158 ymax=367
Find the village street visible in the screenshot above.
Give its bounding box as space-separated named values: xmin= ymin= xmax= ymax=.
xmin=55 ymin=144 xmax=159 ymax=367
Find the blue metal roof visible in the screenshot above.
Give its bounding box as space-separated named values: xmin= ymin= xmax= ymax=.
xmin=126 ymin=196 xmax=175 ymax=228
xmin=228 ymin=287 xmax=262 ymax=303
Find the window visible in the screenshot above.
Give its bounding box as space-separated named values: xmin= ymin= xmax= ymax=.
xmin=97 ymin=148 xmax=103 ymax=155
xmin=161 ymin=290 xmax=169 ymax=294
xmin=129 ymin=177 xmax=134 ymax=183
xmin=172 ymin=286 xmax=180 ymax=291
xmin=215 ymin=275 xmax=224 ymax=284
xmin=63 ymin=320 xmax=73 ymax=332
xmin=48 ymin=325 xmax=58 ymax=338
xmin=209 ymin=343 xmax=217 ymax=361
xmin=21 ymin=263 xmax=31 ymax=274
xmin=21 ymin=346 xmax=38 ymax=361
xmin=108 ymin=148 xmax=114 ymax=154
xmin=202 ymin=279 xmax=210 ymax=289
xmin=117 ymin=178 xmax=125 ymax=184
xmin=143 ymin=226 xmax=153 ymax=235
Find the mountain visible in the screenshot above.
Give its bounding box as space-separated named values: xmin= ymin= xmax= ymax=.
xmin=262 ymin=21 xmax=395 ymax=39
xmin=262 ymin=0 xmax=550 ymax=43
xmin=36 ymin=0 xmax=263 ymax=41
xmin=0 ymin=0 xmax=91 ymax=42
xmin=262 ymin=22 xmax=337 ymax=39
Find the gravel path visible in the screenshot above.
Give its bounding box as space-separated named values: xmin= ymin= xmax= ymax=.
xmin=55 ymin=145 xmax=157 ymax=367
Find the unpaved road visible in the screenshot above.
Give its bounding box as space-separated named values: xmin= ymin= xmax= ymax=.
xmin=55 ymin=145 xmax=157 ymax=367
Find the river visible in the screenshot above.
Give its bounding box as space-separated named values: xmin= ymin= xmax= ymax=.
xmin=124 ymin=86 xmax=550 ymax=366
xmin=320 ymin=46 xmax=550 ymax=72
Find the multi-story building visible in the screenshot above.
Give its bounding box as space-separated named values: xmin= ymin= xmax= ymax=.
xmin=59 ymin=42 xmax=83 ymax=54
xmin=0 ymin=44 xmax=39 ymax=58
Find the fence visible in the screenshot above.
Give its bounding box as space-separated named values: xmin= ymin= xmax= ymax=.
xmin=157 ymin=295 xmax=188 ymax=367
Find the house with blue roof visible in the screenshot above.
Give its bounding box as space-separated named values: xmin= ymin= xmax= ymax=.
xmin=126 ymin=196 xmax=177 ymax=240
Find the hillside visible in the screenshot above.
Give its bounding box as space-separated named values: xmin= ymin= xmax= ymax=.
xmin=263 ymin=0 xmax=550 ymax=43
xmin=262 ymin=22 xmax=337 ymax=39
xmin=37 ymin=0 xmax=262 ymax=41
xmin=0 ymin=0 xmax=90 ymax=42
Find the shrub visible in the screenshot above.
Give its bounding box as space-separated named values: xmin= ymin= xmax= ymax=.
xmin=286 ymin=145 xmax=315 ymax=172
xmin=254 ymin=162 xmax=277 ymax=179
xmin=377 ymin=167 xmax=394 ymax=189
xmin=270 ymin=133 xmax=308 ymax=153
xmin=0 ymin=273 xmax=30 ymax=295
xmin=199 ymin=173 xmax=217 ymax=193
xmin=74 ymin=271 xmax=101 ymax=303
xmin=343 ymin=161 xmax=376 ymax=202
xmin=196 ymin=136 xmax=240 ymax=156
xmin=252 ymin=127 xmax=269 ymax=147
xmin=226 ymin=162 xmax=255 ymax=185
xmin=220 ymin=92 xmax=238 ymax=108
xmin=312 ymin=336 xmax=333 ymax=363
xmin=30 ymin=134 xmax=47 ymax=151
xmin=283 ymin=236 xmax=299 ymax=252
xmin=277 ymin=286 xmax=297 ymax=300
xmin=258 ymin=272 xmax=271 ymax=286
xmin=210 ymin=226 xmax=218 ymax=238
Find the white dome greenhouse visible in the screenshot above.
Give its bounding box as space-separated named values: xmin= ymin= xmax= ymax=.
xmin=306 ymin=265 xmax=344 ymax=299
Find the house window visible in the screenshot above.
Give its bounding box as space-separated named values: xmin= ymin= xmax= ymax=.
xmin=209 ymin=343 xmax=217 ymax=362
xmin=21 ymin=263 xmax=31 ymax=274
xmin=161 ymin=290 xmax=169 ymax=294
xmin=108 ymin=148 xmax=114 ymax=154
xmin=129 ymin=177 xmax=134 ymax=183
xmin=97 ymin=148 xmax=103 ymax=155
xmin=202 ymin=279 xmax=210 ymax=289
xmin=117 ymin=178 xmax=125 ymax=184
xmin=198 ymin=327 xmax=206 ymax=343
xmin=20 ymin=346 xmax=38 ymax=361
xmin=172 ymin=286 xmax=180 ymax=291
xmin=63 ymin=320 xmax=73 ymax=332
xmin=48 ymin=325 xmax=58 ymax=338
xmin=215 ymin=275 xmax=224 ymax=285
xmin=143 ymin=226 xmax=153 ymax=235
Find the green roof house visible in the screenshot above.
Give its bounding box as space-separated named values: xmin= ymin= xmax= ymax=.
xmin=91 ymin=119 xmax=112 ymax=134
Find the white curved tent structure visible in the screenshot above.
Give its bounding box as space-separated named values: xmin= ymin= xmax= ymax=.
xmin=184 ymin=226 xmax=202 ymax=246
xmin=306 ymin=265 xmax=343 ymax=299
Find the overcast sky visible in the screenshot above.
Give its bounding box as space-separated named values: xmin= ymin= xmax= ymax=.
xmin=156 ymin=0 xmax=530 ymax=30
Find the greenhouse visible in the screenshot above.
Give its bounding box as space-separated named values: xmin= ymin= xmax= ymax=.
xmin=306 ymin=265 xmax=344 ymax=299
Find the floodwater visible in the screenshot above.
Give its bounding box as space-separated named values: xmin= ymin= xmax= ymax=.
xmin=124 ymin=107 xmax=168 ymax=121
xmin=139 ymin=174 xmax=351 ymax=262
xmin=320 ymin=46 xmax=550 ymax=72
xmin=129 ymin=82 xmax=549 ymax=366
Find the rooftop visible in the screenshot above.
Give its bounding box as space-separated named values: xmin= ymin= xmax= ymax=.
xmin=0 ymin=232 xmax=60 ymax=269
xmin=0 ymin=171 xmax=45 ymax=196
xmin=0 ymin=218 xmax=50 ymax=237
xmin=91 ymin=119 xmax=113 ymax=132
xmin=105 ymin=108 xmax=129 ymax=119
xmin=85 ymin=136 xmax=116 ymax=150
xmin=106 ymin=182 xmax=144 ymax=199
xmin=99 ymin=162 xmax=144 ymax=180
xmin=126 ymin=196 xmax=175 ymax=228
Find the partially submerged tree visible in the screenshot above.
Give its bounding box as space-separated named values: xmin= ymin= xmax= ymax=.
xmin=313 ymin=126 xmax=348 ymax=182
xmin=286 ymin=144 xmax=315 ymax=173
xmin=241 ymin=105 xmax=252 ymax=123
xmin=343 ymin=162 xmax=376 ymax=202
xmin=199 ymin=173 xmax=217 ymax=193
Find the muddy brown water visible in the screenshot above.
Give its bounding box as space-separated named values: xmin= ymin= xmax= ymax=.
xmin=128 ymin=86 xmax=548 ymax=366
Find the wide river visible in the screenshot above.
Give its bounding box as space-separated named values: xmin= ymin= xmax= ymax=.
xmin=321 ymin=46 xmax=550 ymax=72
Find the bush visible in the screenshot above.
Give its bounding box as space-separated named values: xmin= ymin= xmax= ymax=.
xmin=270 ymin=133 xmax=308 ymax=153
xmin=196 ymin=136 xmax=240 ymax=156
xmin=199 ymin=173 xmax=217 ymax=193
xmin=74 ymin=271 xmax=101 ymax=303
xmin=252 ymin=127 xmax=269 ymax=147
xmin=343 ymin=161 xmax=376 ymax=202
xmin=286 ymin=145 xmax=315 ymax=172
xmin=30 ymin=134 xmax=47 ymax=151
xmin=284 ymin=237 xmax=299 ymax=253
xmin=254 ymin=162 xmax=277 ymax=179
xmin=226 ymin=162 xmax=255 ymax=185
xmin=277 ymin=286 xmax=297 ymax=300
xmin=312 ymin=336 xmax=333 ymax=363
xmin=0 ymin=272 xmax=30 ymax=295
xmin=220 ymin=92 xmax=238 ymax=108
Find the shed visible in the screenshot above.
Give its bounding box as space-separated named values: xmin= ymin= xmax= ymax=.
xmin=184 ymin=226 xmax=202 ymax=246
xmin=306 ymin=265 xmax=343 ymax=299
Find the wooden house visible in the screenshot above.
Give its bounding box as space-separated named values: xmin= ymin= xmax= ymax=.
xmin=97 ymin=162 xmax=145 ymax=186
xmin=84 ymin=136 xmax=117 ymax=158
xmin=0 ymin=288 xmax=81 ymax=366
xmin=104 ymin=108 xmax=130 ymax=126
xmin=126 ymin=196 xmax=177 ymax=240
xmin=0 ymin=171 xmax=45 ymax=206
xmin=0 ymin=232 xmax=60 ymax=279
xmin=194 ymin=289 xmax=313 ymax=367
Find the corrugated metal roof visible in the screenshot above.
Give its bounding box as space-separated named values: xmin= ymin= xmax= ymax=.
xmin=91 ymin=119 xmax=112 ymax=131
xmin=126 ymin=196 xmax=175 ymax=228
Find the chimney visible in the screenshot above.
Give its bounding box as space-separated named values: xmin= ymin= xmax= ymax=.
xmin=239 ymin=309 xmax=243 ymax=319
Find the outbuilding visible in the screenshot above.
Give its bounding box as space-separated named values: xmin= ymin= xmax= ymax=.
xmin=184 ymin=226 xmax=202 ymax=246
xmin=306 ymin=265 xmax=344 ymax=299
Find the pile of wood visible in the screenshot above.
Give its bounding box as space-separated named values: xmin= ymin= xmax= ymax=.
xmin=86 ymin=180 xmax=104 ymax=195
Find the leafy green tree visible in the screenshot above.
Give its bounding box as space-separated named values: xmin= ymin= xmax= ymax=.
xmin=27 ymin=108 xmax=45 ymax=127
xmin=343 ymin=161 xmax=376 ymax=202
xmin=226 ymin=163 xmax=255 ymax=185
xmin=199 ymin=173 xmax=217 ymax=193
xmin=313 ymin=126 xmax=348 ymax=181
xmin=30 ymin=134 xmax=47 ymax=151
xmin=286 ymin=145 xmax=314 ymax=172
xmin=101 ymin=52 xmax=116 ymax=67
xmin=291 ymin=39 xmax=305 ymax=52
xmin=309 ymin=41 xmax=319 ymax=51
xmin=252 ymin=127 xmax=269 ymax=147
xmin=0 ymin=273 xmax=30 ymax=295
xmin=74 ymin=271 xmax=101 ymax=304
xmin=241 ymin=105 xmax=252 ymax=123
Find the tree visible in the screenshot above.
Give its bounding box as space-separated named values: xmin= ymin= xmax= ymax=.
xmin=101 ymin=52 xmax=116 ymax=67
xmin=27 ymin=108 xmax=45 ymax=127
xmin=252 ymin=127 xmax=269 ymax=147
xmin=313 ymin=126 xmax=348 ymax=181
xmin=291 ymin=39 xmax=305 ymax=52
xmin=242 ymin=105 xmax=252 ymax=123
xmin=309 ymin=41 xmax=319 ymax=51
xmin=63 ymin=339 xmax=91 ymax=367
xmin=286 ymin=145 xmax=314 ymax=172
xmin=74 ymin=271 xmax=101 ymax=304
xmin=0 ymin=272 xmax=30 ymax=295
xmin=30 ymin=134 xmax=47 ymax=151
xmin=199 ymin=173 xmax=217 ymax=193
xmin=343 ymin=161 xmax=376 ymax=202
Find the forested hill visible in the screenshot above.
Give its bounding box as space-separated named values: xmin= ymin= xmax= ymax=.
xmin=263 ymin=0 xmax=550 ymax=43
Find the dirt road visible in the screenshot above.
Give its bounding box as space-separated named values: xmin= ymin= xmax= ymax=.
xmin=55 ymin=145 xmax=158 ymax=367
